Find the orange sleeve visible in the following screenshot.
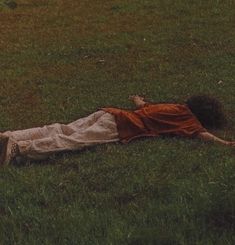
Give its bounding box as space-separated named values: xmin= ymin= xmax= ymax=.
xmin=135 ymin=104 xmax=207 ymax=138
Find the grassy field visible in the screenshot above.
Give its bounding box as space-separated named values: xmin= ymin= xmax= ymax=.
xmin=0 ymin=0 xmax=234 ymax=244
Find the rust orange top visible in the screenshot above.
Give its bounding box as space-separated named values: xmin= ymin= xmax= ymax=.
xmin=102 ymin=104 xmax=207 ymax=143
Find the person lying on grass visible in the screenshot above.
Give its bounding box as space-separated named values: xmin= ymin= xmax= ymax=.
xmin=0 ymin=95 xmax=234 ymax=165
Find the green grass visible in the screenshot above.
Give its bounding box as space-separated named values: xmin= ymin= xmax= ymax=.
xmin=0 ymin=0 xmax=234 ymax=244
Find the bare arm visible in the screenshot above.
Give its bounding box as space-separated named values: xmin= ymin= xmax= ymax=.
xmin=129 ymin=95 xmax=147 ymax=108
xmin=198 ymin=132 xmax=235 ymax=146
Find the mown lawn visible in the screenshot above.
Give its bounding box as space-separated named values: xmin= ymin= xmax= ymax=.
xmin=0 ymin=0 xmax=234 ymax=244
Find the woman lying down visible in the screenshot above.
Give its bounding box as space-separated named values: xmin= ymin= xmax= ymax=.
xmin=0 ymin=95 xmax=234 ymax=165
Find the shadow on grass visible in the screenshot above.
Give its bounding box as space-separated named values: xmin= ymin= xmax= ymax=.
xmin=11 ymin=141 xmax=120 ymax=168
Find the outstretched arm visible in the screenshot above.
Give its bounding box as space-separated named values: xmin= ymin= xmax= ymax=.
xmin=129 ymin=95 xmax=148 ymax=108
xmin=197 ymin=132 xmax=235 ymax=146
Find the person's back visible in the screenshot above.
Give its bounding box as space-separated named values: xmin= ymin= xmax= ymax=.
xmin=103 ymin=103 xmax=207 ymax=143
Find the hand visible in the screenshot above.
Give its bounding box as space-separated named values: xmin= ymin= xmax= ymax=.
xmin=198 ymin=132 xmax=235 ymax=147
xmin=223 ymin=141 xmax=235 ymax=147
xmin=129 ymin=95 xmax=144 ymax=102
xmin=129 ymin=95 xmax=147 ymax=108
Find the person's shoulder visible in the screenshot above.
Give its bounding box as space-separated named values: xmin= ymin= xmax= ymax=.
xmin=146 ymin=103 xmax=186 ymax=109
xmin=171 ymin=104 xmax=196 ymax=114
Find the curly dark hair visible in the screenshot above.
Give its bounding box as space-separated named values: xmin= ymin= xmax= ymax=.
xmin=185 ymin=95 xmax=227 ymax=129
